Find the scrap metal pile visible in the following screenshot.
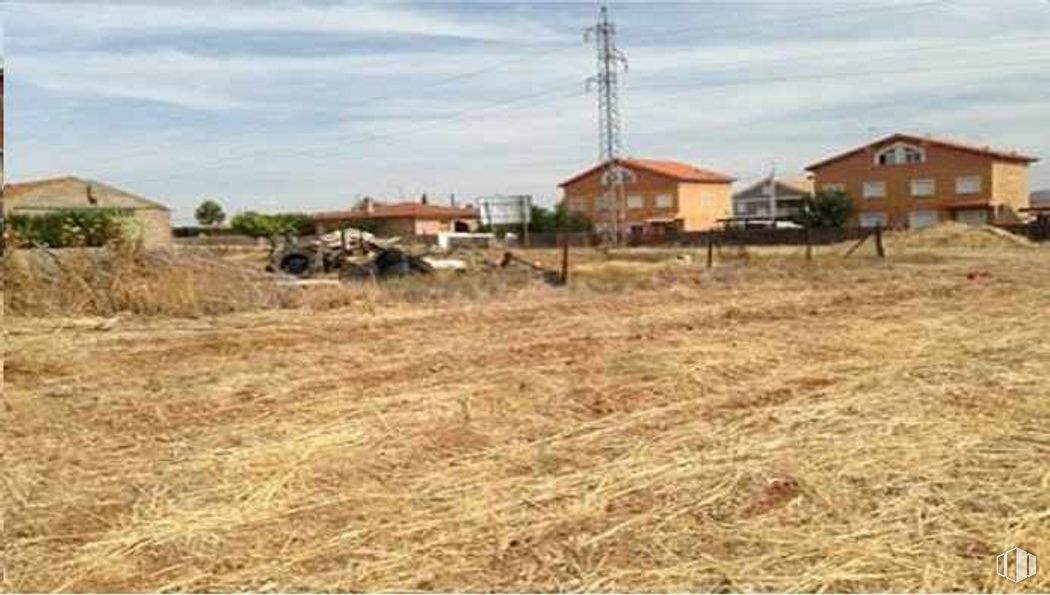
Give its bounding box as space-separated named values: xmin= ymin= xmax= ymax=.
xmin=267 ymin=228 xmax=436 ymax=280
xmin=266 ymin=227 xmax=565 ymax=285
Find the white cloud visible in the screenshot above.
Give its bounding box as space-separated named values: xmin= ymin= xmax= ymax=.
xmin=6 ymin=1 xmax=1050 ymax=222
xmin=9 ymin=1 xmax=562 ymax=43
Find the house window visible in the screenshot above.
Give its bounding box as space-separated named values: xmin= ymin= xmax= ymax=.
xmin=823 ymin=183 xmax=846 ymax=193
xmin=956 ymin=175 xmax=981 ymax=195
xmin=627 ymin=195 xmax=644 ymax=209
xmin=862 ymin=181 xmax=886 ymax=199
xmin=875 ymin=143 xmax=925 ymax=166
xmin=859 ymin=212 xmax=888 ymax=228
xmin=655 ymin=194 xmax=673 ymax=209
xmin=911 ymin=178 xmax=935 ymax=197
xmin=902 ymin=147 xmax=924 ymax=164
xmin=568 ymin=199 xmax=586 ymax=212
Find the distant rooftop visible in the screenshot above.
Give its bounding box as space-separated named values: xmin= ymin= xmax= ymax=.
xmin=807 ymin=132 xmax=1038 ymax=171
xmin=314 ymin=200 xmax=477 ymax=222
xmin=560 ymin=158 xmax=735 ymax=187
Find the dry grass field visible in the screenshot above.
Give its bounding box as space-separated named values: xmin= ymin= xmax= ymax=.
xmin=3 ymin=228 xmax=1049 ymax=592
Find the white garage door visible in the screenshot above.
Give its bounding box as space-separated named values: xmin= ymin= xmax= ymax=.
xmin=956 ymin=209 xmax=989 ymax=225
xmin=908 ymin=211 xmax=939 ymax=229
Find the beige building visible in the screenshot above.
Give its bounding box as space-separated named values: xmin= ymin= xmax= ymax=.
xmin=4 ymin=176 xmax=173 ymax=247
xmin=806 ymin=133 xmax=1038 ymax=228
xmin=560 ymin=158 xmax=735 ymax=236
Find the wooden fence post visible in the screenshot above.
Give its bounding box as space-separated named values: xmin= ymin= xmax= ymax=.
xmin=706 ymin=233 xmax=714 ymax=269
xmin=804 ymin=227 xmax=812 ymax=261
xmin=560 ymin=233 xmax=570 ymax=286
xmin=874 ymin=224 xmax=885 ymax=258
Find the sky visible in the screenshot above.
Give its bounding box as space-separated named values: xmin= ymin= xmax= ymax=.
xmin=5 ymin=0 xmax=1050 ymax=224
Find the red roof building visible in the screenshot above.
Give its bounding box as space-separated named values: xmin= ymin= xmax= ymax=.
xmin=313 ymin=198 xmax=478 ymax=236
xmin=559 ymin=158 xmax=735 ymax=234
xmin=806 ymin=133 xmax=1038 ymax=228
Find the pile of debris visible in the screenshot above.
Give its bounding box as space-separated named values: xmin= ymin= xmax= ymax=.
xmin=267 ymin=228 xmax=441 ymax=280
xmin=266 ymin=227 xmax=567 ymax=286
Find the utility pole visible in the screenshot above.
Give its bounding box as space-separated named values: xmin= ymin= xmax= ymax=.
xmin=585 ymin=4 xmax=629 ymax=245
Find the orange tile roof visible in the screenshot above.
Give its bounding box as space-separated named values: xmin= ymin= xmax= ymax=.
xmin=560 ymin=158 xmax=734 ymax=187
xmin=806 ymin=133 xmax=1038 ymax=171
xmin=314 ymin=202 xmax=477 ymax=222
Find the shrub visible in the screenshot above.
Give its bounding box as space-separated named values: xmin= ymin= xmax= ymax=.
xmin=792 ymin=190 xmax=854 ymax=228
xmin=8 ymin=208 xmax=138 ymax=248
xmin=230 ymin=211 xmax=316 ymax=240
xmin=529 ymin=204 xmax=591 ymax=233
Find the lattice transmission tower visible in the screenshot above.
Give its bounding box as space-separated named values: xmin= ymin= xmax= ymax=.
xmin=585 ymin=4 xmax=630 ymax=244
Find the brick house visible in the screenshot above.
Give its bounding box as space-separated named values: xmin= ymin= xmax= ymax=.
xmin=4 ymin=176 xmax=173 ymax=248
xmin=313 ymin=198 xmax=478 ymax=237
xmin=805 ymin=133 xmax=1038 ymax=228
xmin=559 ymin=158 xmax=734 ymax=236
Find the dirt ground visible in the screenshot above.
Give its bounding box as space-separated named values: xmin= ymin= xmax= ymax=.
xmin=3 ymin=243 xmax=1049 ymax=592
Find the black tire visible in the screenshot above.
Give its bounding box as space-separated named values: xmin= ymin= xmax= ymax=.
xmin=280 ymin=253 xmax=313 ymax=277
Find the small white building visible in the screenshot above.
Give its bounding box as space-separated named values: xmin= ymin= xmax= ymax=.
xmin=732 ymin=175 xmax=814 ymax=224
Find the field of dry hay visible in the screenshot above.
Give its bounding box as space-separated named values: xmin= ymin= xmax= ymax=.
xmin=4 ymin=242 xmax=1049 ymax=592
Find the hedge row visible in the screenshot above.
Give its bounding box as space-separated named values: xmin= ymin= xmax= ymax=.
xmin=8 ymin=208 xmax=139 ymax=248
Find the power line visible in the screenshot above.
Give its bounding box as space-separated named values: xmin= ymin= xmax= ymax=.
xmin=42 ymin=0 xmax=1042 ymax=193
xmin=631 ymin=57 xmax=1050 ymax=95
xmin=110 ymin=55 xmax=1050 ymax=189
xmin=50 ymin=0 xmax=956 ymax=171
xmin=628 ymin=0 xmax=946 ymax=40
xmin=122 ymin=83 xmax=586 ymax=185
xmin=367 ymin=58 xmax=1050 ymax=172
xmin=625 ymin=35 xmax=1049 ymax=87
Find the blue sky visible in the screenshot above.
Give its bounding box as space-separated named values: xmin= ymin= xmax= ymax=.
xmin=6 ymin=0 xmax=1050 ymax=224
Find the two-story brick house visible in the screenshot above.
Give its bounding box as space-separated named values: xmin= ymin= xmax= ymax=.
xmin=559 ymin=158 xmax=734 ymax=235
xmin=806 ymin=133 xmax=1038 ymax=228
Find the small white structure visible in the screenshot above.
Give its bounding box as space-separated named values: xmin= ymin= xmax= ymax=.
xmin=436 ymin=231 xmax=495 ymax=251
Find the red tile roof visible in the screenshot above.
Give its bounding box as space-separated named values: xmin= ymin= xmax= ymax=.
xmin=314 ymin=202 xmax=477 ymax=222
xmin=806 ymin=133 xmax=1038 ymax=171
xmin=560 ymin=158 xmax=735 ymax=187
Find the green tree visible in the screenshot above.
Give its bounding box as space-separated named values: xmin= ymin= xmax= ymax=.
xmin=527 ymin=204 xmax=591 ymax=233
xmin=194 ymin=199 xmax=226 ymax=226
xmin=230 ymin=211 xmax=316 ymax=240
xmin=792 ymin=190 xmax=854 ymax=228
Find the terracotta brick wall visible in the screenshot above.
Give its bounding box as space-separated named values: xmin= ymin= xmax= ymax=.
xmin=561 ymin=167 xmax=731 ymax=231
xmin=810 ymin=142 xmax=1032 ymax=227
